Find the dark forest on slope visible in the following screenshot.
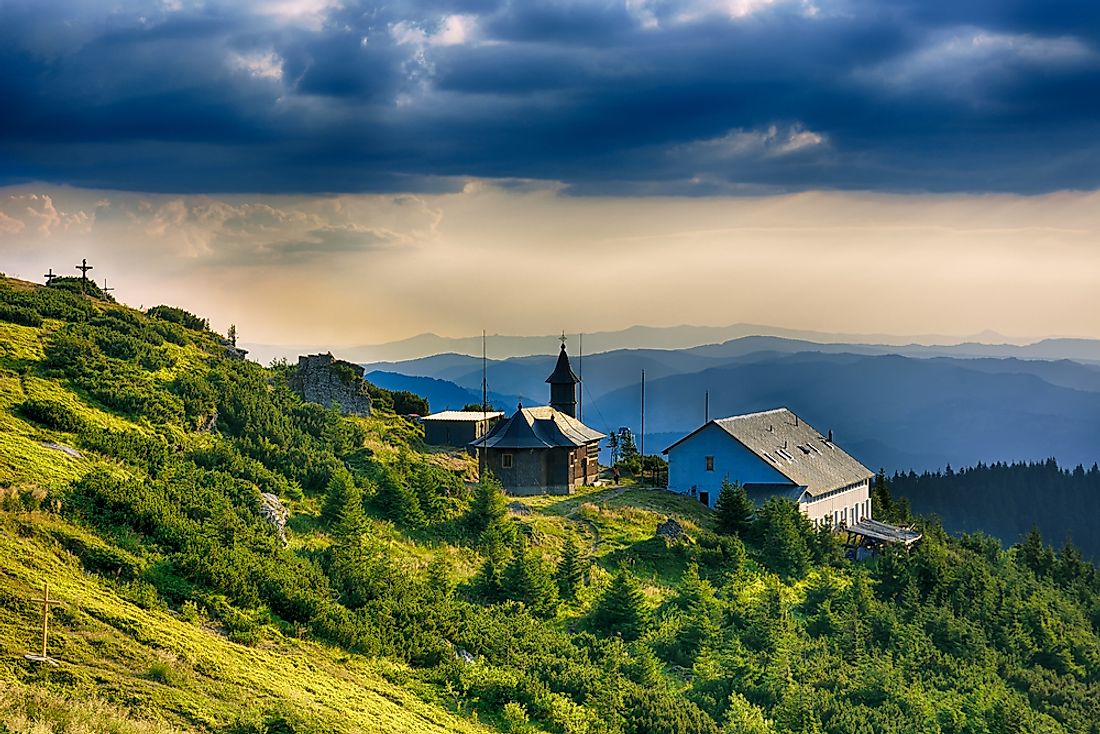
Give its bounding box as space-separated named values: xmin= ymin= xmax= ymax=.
xmin=892 ymin=460 xmax=1100 ymax=560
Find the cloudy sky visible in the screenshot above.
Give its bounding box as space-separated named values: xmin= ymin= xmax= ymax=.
xmin=1 ymin=0 xmax=1098 ymax=348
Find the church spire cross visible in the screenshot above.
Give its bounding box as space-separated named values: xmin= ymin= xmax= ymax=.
xmin=560 ymin=331 xmax=567 ymax=349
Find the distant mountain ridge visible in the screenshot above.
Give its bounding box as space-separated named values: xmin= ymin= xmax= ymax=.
xmin=243 ymin=323 xmax=1100 ymax=365
xmin=364 ymin=336 xmax=1100 ymax=473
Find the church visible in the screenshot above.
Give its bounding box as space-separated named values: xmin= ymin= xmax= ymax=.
xmin=469 ymin=343 xmax=604 ymax=495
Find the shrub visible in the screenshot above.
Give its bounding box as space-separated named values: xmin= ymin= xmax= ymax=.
xmin=0 ymin=303 xmax=43 ymax=327
xmin=17 ymin=399 xmax=85 ymax=432
xmin=146 ymin=305 xmax=208 ymax=331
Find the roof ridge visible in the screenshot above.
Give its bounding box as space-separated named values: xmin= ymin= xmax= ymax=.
xmin=715 ymin=407 xmax=789 ymax=422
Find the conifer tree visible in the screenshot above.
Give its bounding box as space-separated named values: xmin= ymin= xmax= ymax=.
xmin=322 ymin=467 xmax=360 ymax=527
xmin=756 ymin=497 xmax=812 ymax=580
xmin=467 ymin=473 xmax=509 ymax=540
xmin=474 ymin=521 xmax=512 ymax=602
xmin=375 ymin=467 xmax=426 ymax=529
xmin=556 ymin=534 xmax=585 ymax=601
xmin=714 ymin=478 xmax=754 ymax=537
xmin=410 ymin=463 xmax=446 ymax=524
xmin=591 ymin=569 xmax=650 ymax=641
xmin=503 ymin=535 xmax=559 ymax=617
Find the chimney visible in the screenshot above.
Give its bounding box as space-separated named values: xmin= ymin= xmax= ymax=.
xmin=827 ymin=429 xmax=833 ymax=443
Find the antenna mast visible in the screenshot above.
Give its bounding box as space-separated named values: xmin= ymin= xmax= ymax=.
xmin=578 ymin=333 xmax=583 ymax=422
xmin=640 ymin=369 xmax=645 ymax=484
xmin=705 ymin=390 xmax=709 ymax=424
xmin=480 ymin=330 xmax=487 ymax=481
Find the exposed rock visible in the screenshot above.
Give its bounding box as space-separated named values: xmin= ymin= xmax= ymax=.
xmin=287 ymin=353 xmax=372 ymax=416
xmin=214 ymin=336 xmax=249 ymax=361
xmin=258 ymin=492 xmax=289 ymax=546
xmin=655 ymin=516 xmax=685 ymax=541
xmin=40 ymin=441 xmax=81 ymax=459
xmin=506 ymin=501 xmax=533 ymax=515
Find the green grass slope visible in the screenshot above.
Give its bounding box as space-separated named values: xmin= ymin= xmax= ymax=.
xmin=0 ymin=514 xmax=486 ymax=734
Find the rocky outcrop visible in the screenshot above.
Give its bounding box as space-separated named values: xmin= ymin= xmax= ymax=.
xmin=258 ymin=492 xmax=289 ymax=546
xmin=288 ymin=353 xmax=373 ymax=416
xmin=655 ymin=516 xmax=685 ymax=541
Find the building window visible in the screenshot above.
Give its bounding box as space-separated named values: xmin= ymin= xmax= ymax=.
xmin=502 ymin=453 xmax=513 ymax=469
xmin=705 ymin=455 xmax=714 ymax=471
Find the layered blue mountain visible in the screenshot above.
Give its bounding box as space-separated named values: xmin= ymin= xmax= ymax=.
xmin=364 ymin=336 xmax=1100 ymax=473
xmin=363 ymin=370 xmax=534 ymax=414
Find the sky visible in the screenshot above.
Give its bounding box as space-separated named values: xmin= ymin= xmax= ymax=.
xmin=1 ymin=0 xmax=1098 ymax=347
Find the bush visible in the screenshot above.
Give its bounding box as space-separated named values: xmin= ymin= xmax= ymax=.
xmin=0 ymin=303 xmax=43 ymax=327
xmin=17 ymin=399 xmax=85 ymax=432
xmin=146 ymin=305 xmax=208 ymax=331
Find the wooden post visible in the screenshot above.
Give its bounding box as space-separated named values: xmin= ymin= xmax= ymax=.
xmin=26 ymin=581 xmax=62 ymax=664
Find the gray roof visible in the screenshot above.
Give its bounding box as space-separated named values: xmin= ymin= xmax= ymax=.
xmin=470 ymin=405 xmax=604 ymax=450
xmin=420 ymin=410 xmax=504 ymax=422
xmin=664 ymin=407 xmax=873 ymax=497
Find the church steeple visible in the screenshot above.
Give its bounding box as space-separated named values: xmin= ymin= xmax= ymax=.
xmin=546 ymin=340 xmax=580 ymax=417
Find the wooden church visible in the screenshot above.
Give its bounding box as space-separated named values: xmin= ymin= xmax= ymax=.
xmin=469 ymin=343 xmax=604 ymax=495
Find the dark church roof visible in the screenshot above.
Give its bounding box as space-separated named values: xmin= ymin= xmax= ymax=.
xmin=545 ymin=344 xmax=580 ymax=385
xmin=470 ymin=405 xmax=603 ymax=450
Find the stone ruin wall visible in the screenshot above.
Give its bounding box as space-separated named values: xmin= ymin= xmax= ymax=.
xmin=288 ymin=353 xmax=373 ymax=416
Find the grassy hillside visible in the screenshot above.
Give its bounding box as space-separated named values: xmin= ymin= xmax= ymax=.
xmin=3 ymin=275 xmax=1100 ymax=734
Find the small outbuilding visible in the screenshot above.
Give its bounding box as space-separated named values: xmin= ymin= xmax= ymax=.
xmin=663 ymin=407 xmax=874 ymax=527
xmin=421 ymin=410 xmax=504 ymax=449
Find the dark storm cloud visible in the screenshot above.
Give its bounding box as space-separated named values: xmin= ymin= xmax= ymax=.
xmin=1 ymin=0 xmax=1098 ymax=194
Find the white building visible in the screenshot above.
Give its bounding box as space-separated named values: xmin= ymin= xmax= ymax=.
xmin=662 ymin=407 xmax=874 ymax=527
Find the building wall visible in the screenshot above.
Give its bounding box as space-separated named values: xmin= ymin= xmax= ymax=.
xmin=800 ymin=480 xmax=872 ymax=527
xmin=423 ymin=419 xmax=492 ymax=448
xmin=667 ymin=423 xmax=793 ymax=506
xmin=485 ymin=447 xmax=574 ymax=495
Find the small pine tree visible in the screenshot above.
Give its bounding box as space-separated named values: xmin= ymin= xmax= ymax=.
xmin=591 ymin=570 xmax=650 ymax=641
xmin=756 ymin=497 xmax=812 ymax=580
xmin=410 ymin=464 xmax=447 ymax=524
xmin=556 ymin=534 xmax=585 ymax=601
xmin=467 ymin=473 xmax=509 ymax=540
xmin=502 ymin=535 xmax=559 ymax=617
xmin=374 ymin=462 xmax=426 ymax=529
xmin=227 ymin=324 xmax=238 ymax=347
xmin=321 ymin=468 xmax=360 ymax=526
xmin=474 ymin=521 xmax=512 ymax=602
xmin=714 ymin=478 xmax=754 ymax=536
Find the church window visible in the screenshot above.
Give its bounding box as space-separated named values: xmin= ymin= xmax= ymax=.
xmin=705 ymin=455 xmax=714 ymax=471
xmin=502 ymin=453 xmax=513 ymax=469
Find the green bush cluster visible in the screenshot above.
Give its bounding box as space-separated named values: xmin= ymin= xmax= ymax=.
xmin=0 ymin=281 xmax=97 ymax=321
xmin=145 ymin=305 xmax=209 ymax=331
xmin=17 ymin=398 xmax=85 ymax=432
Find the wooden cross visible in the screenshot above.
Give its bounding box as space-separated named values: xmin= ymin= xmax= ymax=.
xmin=101 ymin=278 xmax=114 ymax=296
xmin=24 ymin=582 xmax=62 ymax=665
xmin=75 ymin=259 xmax=93 ymax=294
xmin=43 ymin=268 xmax=56 ymax=285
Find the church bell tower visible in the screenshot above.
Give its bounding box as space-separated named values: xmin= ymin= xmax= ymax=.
xmin=546 ymin=339 xmax=580 ymax=418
